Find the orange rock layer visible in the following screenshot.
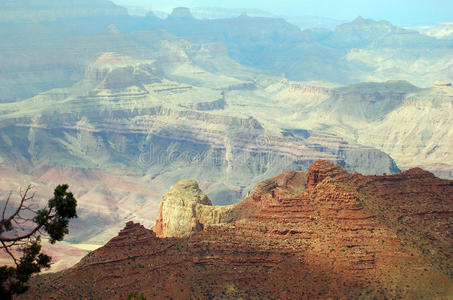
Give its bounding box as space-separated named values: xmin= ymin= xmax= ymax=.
xmin=21 ymin=161 xmax=453 ymax=299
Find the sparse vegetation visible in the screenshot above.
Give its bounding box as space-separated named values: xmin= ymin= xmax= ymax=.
xmin=0 ymin=184 xmax=77 ymax=299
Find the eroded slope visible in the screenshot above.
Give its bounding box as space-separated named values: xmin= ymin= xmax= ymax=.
xmin=21 ymin=161 xmax=453 ymax=299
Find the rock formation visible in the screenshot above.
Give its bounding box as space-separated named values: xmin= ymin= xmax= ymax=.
xmin=154 ymin=171 xmax=308 ymax=238
xmin=305 ymin=159 xmax=346 ymax=189
xmin=153 ymin=179 xmax=232 ymax=238
xmin=272 ymin=79 xmax=453 ymax=179
xmin=169 ymin=7 xmax=194 ymax=19
xmin=21 ymin=161 xmax=453 ymax=299
xmin=413 ymin=22 xmax=453 ymax=39
xmin=0 ymin=52 xmax=403 ymax=247
xmin=0 ymin=1 xmax=451 ymax=275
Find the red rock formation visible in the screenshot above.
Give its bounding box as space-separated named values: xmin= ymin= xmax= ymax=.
xmin=305 ymin=159 xmax=346 ymax=189
xmin=21 ymin=161 xmax=453 ymax=299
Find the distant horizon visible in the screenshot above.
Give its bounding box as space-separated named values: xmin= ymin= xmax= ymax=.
xmin=111 ymin=0 xmax=453 ymax=26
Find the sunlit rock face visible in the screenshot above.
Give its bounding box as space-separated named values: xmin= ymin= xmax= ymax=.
xmin=0 ymin=1 xmax=451 ymax=281
xmin=272 ymin=79 xmax=453 ymax=179
xmin=154 ymin=179 xmax=234 ymax=238
xmin=21 ymin=161 xmax=453 ymax=299
xmin=0 ymin=50 xmax=402 ymax=248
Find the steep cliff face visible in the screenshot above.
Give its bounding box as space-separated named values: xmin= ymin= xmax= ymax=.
xmin=355 ymin=83 xmax=453 ymax=175
xmin=84 ymin=52 xmax=162 ymax=89
xmin=22 ymin=161 xmax=453 ymax=299
xmin=0 ymin=52 xmax=402 ymax=247
xmin=272 ymin=79 xmax=452 ymax=179
xmin=321 ymin=80 xmax=420 ymax=122
xmin=414 ymin=22 xmax=453 ymax=39
xmin=154 ymin=171 xmax=308 ymax=238
xmin=305 ymin=159 xmax=346 ymax=189
xmin=153 ymin=179 xmax=232 ymax=238
xmin=168 ymin=7 xmax=194 ymax=19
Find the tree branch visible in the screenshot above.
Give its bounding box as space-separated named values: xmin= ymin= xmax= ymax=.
xmin=2 ymin=191 xmax=12 ymax=220
xmin=2 ymin=185 xmax=33 ymax=226
xmin=1 ymin=239 xmax=18 ymax=266
xmin=0 ymin=206 xmax=53 ymax=243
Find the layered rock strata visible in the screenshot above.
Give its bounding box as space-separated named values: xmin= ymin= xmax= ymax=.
xmin=21 ymin=161 xmax=453 ymax=299
xmin=153 ymin=179 xmax=233 ymax=238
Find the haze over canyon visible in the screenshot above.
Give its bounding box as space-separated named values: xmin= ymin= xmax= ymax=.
xmin=0 ymin=0 xmax=451 ymax=299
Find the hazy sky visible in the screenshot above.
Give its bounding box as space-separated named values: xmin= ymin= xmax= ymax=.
xmin=112 ymin=0 xmax=453 ymax=25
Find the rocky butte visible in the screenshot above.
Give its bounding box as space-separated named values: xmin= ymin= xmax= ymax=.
xmin=19 ymin=160 xmax=453 ymax=299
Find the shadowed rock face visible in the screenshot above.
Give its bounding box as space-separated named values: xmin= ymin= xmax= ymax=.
xmin=153 ymin=171 xmax=308 ymax=238
xmin=169 ymin=7 xmax=194 ymax=19
xmin=0 ymin=52 xmax=401 ymax=246
xmin=306 ymin=159 xmax=346 ymax=189
xmin=272 ymin=79 xmax=453 ymax=178
xmin=2 ymin=3 xmax=452 ymax=102
xmin=21 ymin=161 xmax=453 ymax=299
xmin=322 ymin=80 xmax=421 ymax=122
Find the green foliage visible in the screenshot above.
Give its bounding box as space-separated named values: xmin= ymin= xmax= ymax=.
xmin=34 ymin=184 xmax=77 ymax=244
xmin=0 ymin=238 xmax=52 ymax=299
xmin=0 ymin=220 xmax=12 ymax=234
xmin=0 ymin=184 xmax=77 ymax=299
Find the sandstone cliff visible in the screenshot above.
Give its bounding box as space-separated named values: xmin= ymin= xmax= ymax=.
xmin=153 ymin=179 xmax=233 ymax=238
xmin=271 ymin=79 xmax=452 ymax=179
xmin=154 ymin=171 xmax=308 ymax=238
xmin=0 ymin=52 xmax=401 ymax=246
xmin=21 ymin=161 xmax=453 ymax=299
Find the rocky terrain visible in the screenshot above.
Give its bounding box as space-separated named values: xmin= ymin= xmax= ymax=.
xmin=153 ymin=179 xmax=234 ymax=238
xmin=0 ymin=2 xmax=450 ymax=174
xmin=1 ymin=4 xmax=452 ymax=102
xmin=411 ymin=22 xmax=453 ymax=39
xmin=0 ymin=46 xmax=450 ymax=256
xmin=0 ymin=1 xmax=451 ymax=272
xmin=266 ymin=79 xmax=453 ymax=178
xmin=20 ymin=160 xmax=453 ymax=299
xmin=0 ymin=45 xmax=402 ymax=248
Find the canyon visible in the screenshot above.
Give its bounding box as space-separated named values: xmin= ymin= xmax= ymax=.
xmin=0 ymin=49 xmax=401 ymax=248
xmin=20 ymin=160 xmax=453 ymax=299
xmin=0 ymin=1 xmax=451 ymax=276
